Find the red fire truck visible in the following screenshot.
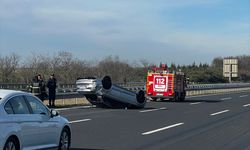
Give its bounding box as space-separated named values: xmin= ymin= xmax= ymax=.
xmin=146 ymin=64 xmax=187 ymax=101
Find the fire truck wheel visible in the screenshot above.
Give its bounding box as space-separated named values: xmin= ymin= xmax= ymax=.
xmin=180 ymin=93 xmax=185 ymax=101
xmin=174 ymin=92 xmax=182 ymax=101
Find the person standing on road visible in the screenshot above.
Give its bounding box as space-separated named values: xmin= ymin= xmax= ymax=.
xmin=47 ymin=74 xmax=57 ymax=107
xmin=29 ymin=74 xmax=46 ymax=102
xmin=28 ymin=74 xmax=40 ymax=97
xmin=37 ymin=74 xmax=47 ymax=102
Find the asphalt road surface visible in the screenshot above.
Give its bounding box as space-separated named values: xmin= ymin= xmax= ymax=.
xmin=58 ymin=91 xmax=250 ymax=150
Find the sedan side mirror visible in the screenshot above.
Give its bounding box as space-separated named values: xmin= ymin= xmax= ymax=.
xmin=51 ymin=109 xmax=59 ymax=118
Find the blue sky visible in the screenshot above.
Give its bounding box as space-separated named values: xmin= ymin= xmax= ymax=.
xmin=0 ymin=0 xmax=249 ymax=65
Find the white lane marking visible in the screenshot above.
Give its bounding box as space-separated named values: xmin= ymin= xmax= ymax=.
xmin=239 ymin=95 xmax=248 ymax=98
xmin=220 ymin=97 xmax=232 ymax=101
xmin=243 ymin=104 xmax=250 ymax=107
xmin=210 ymin=110 xmax=229 ymax=116
xmin=140 ymin=107 xmax=167 ymax=113
xmin=142 ymin=123 xmax=184 ymax=135
xmin=190 ymin=102 xmax=201 ymax=105
xmin=69 ymin=119 xmax=91 ymax=124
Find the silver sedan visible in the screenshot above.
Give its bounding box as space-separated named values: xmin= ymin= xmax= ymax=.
xmin=0 ymin=89 xmax=71 ymax=150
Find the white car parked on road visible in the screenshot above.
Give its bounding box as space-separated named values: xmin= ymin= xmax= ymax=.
xmin=0 ymin=89 xmax=71 ymax=150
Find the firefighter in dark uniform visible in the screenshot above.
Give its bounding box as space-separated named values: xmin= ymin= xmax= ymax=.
xmin=47 ymin=74 xmax=57 ymax=107
xmin=29 ymin=74 xmax=46 ymax=102
xmin=37 ymin=74 xmax=46 ymax=102
xmin=29 ymin=75 xmax=40 ymax=97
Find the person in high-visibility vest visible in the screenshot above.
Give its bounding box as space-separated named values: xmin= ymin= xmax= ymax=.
xmin=30 ymin=74 xmax=46 ymax=102
xmin=37 ymin=74 xmax=46 ymax=102
xmin=32 ymin=82 xmax=41 ymax=97
xmin=27 ymin=75 xmax=40 ymax=96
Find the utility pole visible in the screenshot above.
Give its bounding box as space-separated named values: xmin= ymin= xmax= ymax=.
xmin=229 ymin=64 xmax=232 ymax=83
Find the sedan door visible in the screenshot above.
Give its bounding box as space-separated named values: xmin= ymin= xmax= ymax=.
xmin=5 ymin=96 xmax=41 ymax=148
xmin=25 ymin=96 xmax=59 ymax=147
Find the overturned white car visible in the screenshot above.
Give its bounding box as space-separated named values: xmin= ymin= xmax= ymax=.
xmin=76 ymin=76 xmax=146 ymax=108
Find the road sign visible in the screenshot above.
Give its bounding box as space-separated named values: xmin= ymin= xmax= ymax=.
xmin=223 ymin=59 xmax=238 ymax=82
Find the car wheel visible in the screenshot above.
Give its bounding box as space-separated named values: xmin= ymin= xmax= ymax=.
xmin=4 ymin=136 xmax=19 ymax=150
xmin=58 ymin=128 xmax=70 ymax=150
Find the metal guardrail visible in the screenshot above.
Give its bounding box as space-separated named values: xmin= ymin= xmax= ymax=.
xmin=1 ymin=82 xmax=250 ymax=97
xmin=0 ymin=83 xmax=79 ymax=99
xmin=120 ymin=82 xmax=250 ymax=92
xmin=0 ymin=83 xmax=76 ymax=93
xmin=186 ymin=83 xmax=250 ymax=90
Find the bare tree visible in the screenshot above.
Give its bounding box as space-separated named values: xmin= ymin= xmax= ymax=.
xmin=0 ymin=53 xmax=20 ymax=83
xmin=1 ymin=51 xmax=249 ymax=84
xmin=238 ymin=55 xmax=250 ymax=81
xmin=97 ymin=56 xmax=134 ymax=83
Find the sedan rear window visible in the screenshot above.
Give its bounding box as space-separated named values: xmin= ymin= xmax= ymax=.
xmin=4 ymin=102 xmax=14 ymax=114
xmin=9 ymin=96 xmax=30 ymax=114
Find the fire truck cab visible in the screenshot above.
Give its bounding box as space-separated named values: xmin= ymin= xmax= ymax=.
xmin=146 ymin=64 xmax=187 ymax=101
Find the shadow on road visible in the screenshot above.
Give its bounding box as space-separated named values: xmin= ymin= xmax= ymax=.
xmin=71 ymin=148 xmax=105 ymax=150
xmin=179 ymin=99 xmax=221 ymax=103
xmin=151 ymin=99 xmax=221 ymax=103
xmin=141 ymin=107 xmax=158 ymax=109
